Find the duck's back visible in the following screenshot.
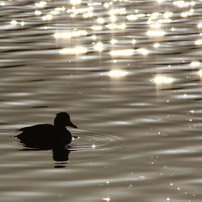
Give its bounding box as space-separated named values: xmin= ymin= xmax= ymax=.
xmin=18 ymin=124 xmax=55 ymax=135
xmin=17 ymin=124 xmax=56 ymax=148
xmin=17 ymin=124 xmax=71 ymax=149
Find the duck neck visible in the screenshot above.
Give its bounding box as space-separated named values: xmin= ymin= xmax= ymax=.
xmin=54 ymin=118 xmax=66 ymax=128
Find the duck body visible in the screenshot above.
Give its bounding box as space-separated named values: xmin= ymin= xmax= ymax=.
xmin=16 ymin=112 xmax=77 ymax=149
xmin=17 ymin=124 xmax=72 ymax=149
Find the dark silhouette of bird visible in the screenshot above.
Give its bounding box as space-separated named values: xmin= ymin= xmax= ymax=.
xmin=16 ymin=112 xmax=77 ymax=150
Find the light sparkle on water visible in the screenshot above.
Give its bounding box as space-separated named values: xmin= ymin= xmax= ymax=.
xmin=10 ymin=20 xmax=17 ymax=25
xmin=198 ymin=69 xmax=202 ymax=77
xmin=110 ymin=49 xmax=134 ymax=57
xmin=153 ymin=43 xmax=160 ymax=48
xmin=190 ymin=61 xmax=200 ymax=67
xmin=109 ymin=69 xmax=128 ymax=78
xmin=59 ymin=47 xmax=87 ymax=55
xmin=195 ymin=39 xmax=202 ymax=45
xmin=102 ymin=197 xmax=110 ymax=201
xmin=147 ymin=30 xmax=165 ymax=37
xmin=154 ymin=75 xmax=173 ymax=85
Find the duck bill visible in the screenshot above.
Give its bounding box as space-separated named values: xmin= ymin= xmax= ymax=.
xmin=69 ymin=121 xmax=77 ymax=128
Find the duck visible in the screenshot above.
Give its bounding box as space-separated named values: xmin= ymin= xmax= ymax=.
xmin=16 ymin=112 xmax=77 ymax=149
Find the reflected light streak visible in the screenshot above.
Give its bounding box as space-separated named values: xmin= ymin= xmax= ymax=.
xmin=195 ymin=39 xmax=202 ymax=45
xmin=50 ymin=10 xmax=59 ymax=15
xmin=136 ymin=13 xmax=145 ymax=18
xmin=149 ymin=23 xmax=161 ymax=29
xmin=54 ymin=32 xmax=72 ymax=39
xmin=70 ymin=0 xmax=81 ymax=5
xmin=127 ymin=14 xmax=137 ymax=21
xmin=59 ymin=47 xmax=87 ymax=55
xmin=189 ymin=8 xmax=194 ymax=15
xmin=83 ymin=12 xmax=93 ymax=18
xmin=94 ymin=42 xmax=104 ymax=52
xmin=181 ymin=12 xmax=189 ymax=18
xmin=91 ymin=35 xmax=97 ymax=40
xmin=110 ymin=49 xmax=134 ymax=57
xmin=55 ymin=7 xmax=65 ymax=12
xmin=150 ymin=12 xmax=160 ymax=20
xmin=109 ymin=69 xmax=127 ymax=78
xmin=35 ymin=1 xmax=47 ymax=8
xmin=46 ymin=14 xmax=52 ymax=20
xmin=82 ymin=13 xmax=89 ymax=18
xmin=54 ymin=30 xmax=87 ymax=39
xmin=97 ymin=17 xmax=105 ymax=24
xmin=72 ymin=30 xmax=87 ymax=37
xmin=42 ymin=14 xmax=52 ymax=21
xmin=153 ymin=43 xmax=160 ymax=48
xmin=131 ymin=39 xmax=136 ymax=44
xmin=109 ymin=8 xmax=126 ymax=15
xmin=137 ymin=48 xmax=149 ymax=56
xmin=158 ymin=18 xmax=172 ymax=23
xmin=197 ymin=22 xmax=202 ymax=28
xmin=119 ymin=8 xmax=126 ymax=15
xmin=20 ymin=21 xmax=25 ymax=26
xmin=173 ymin=1 xmax=190 ymax=7
xmin=198 ymin=69 xmax=202 ymax=77
xmin=35 ymin=10 xmax=42 ymax=15
xmin=164 ymin=12 xmax=173 ymax=19
xmin=106 ymin=23 xmax=126 ymax=30
xmin=70 ymin=14 xmax=76 ymax=18
xmin=191 ymin=61 xmax=200 ymax=67
xmin=104 ymin=3 xmax=110 ymax=8
xmin=11 ymin=20 xmax=17 ymax=25
xmin=91 ymin=25 xmax=102 ymax=30
xmin=110 ymin=15 xmax=116 ymax=22
xmin=67 ymin=7 xmax=92 ymax=14
xmin=88 ymin=2 xmax=102 ymax=6
xmin=102 ymin=197 xmax=110 ymax=201
xmin=110 ymin=39 xmax=117 ymax=44
xmin=154 ymin=75 xmax=173 ymax=85
xmin=147 ymin=30 xmax=165 ymax=37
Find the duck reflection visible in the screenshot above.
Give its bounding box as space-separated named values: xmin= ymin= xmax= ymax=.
xmin=15 ymin=112 xmax=77 ymax=164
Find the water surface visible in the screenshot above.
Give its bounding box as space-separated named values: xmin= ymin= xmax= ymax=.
xmin=1 ymin=0 xmax=202 ymax=201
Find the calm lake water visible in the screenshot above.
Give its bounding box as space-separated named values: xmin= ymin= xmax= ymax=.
xmin=1 ymin=0 xmax=202 ymax=201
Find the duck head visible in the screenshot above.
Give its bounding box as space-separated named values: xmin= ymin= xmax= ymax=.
xmin=54 ymin=112 xmax=77 ymax=128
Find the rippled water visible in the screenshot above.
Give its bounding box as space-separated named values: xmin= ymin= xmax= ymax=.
xmin=1 ymin=0 xmax=202 ymax=201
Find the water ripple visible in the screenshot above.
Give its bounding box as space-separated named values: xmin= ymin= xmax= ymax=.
xmin=70 ymin=129 xmax=123 ymax=152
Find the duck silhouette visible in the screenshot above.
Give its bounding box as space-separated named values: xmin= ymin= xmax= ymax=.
xmin=16 ymin=112 xmax=77 ymax=150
